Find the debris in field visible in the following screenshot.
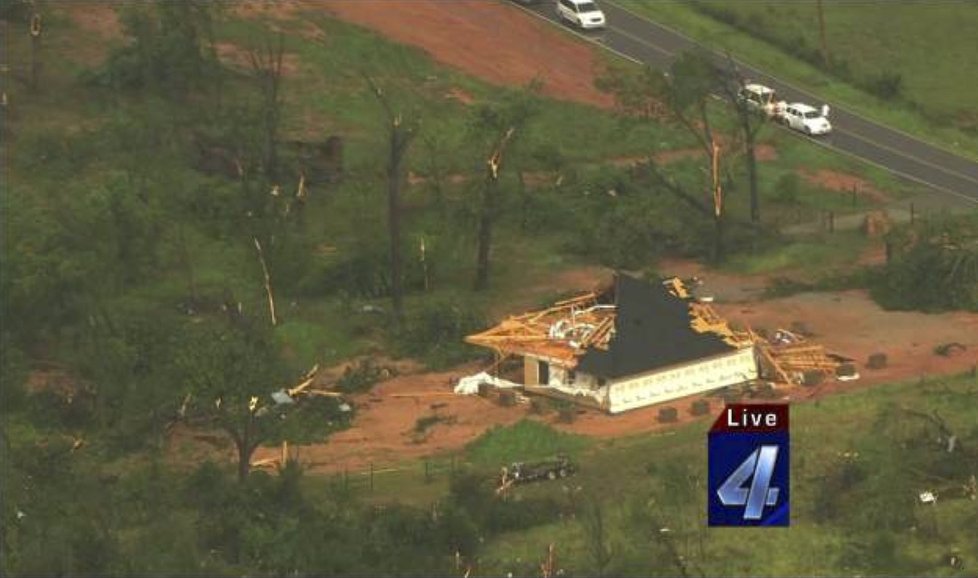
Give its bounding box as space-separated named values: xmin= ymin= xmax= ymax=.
xmin=271 ymin=389 xmax=295 ymax=405
xmin=934 ymin=342 xmax=966 ymax=357
xmin=918 ymin=491 xmax=937 ymax=504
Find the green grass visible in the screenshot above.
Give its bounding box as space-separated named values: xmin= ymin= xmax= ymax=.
xmin=722 ymin=231 xmax=867 ymax=276
xmin=474 ymin=372 xmax=978 ymax=576
xmin=464 ymin=419 xmax=592 ymax=466
xmin=614 ymin=0 xmax=978 ymax=161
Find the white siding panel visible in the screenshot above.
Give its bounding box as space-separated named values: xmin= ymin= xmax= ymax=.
xmin=606 ymin=347 xmax=757 ymax=414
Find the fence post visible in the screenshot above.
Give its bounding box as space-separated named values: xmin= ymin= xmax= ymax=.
xmin=828 ymin=210 xmax=834 ymax=233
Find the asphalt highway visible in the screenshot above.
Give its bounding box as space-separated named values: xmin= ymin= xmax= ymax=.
xmin=513 ymin=0 xmax=978 ymax=205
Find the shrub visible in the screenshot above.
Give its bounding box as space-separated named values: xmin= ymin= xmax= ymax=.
xmin=498 ymin=390 xmax=516 ymax=407
xmin=871 ymin=215 xmax=978 ymax=312
xmin=336 ymin=358 xmax=390 ymax=394
xmin=394 ymin=296 xmax=486 ymax=369
xmin=867 ymin=70 xmax=903 ymax=100
xmin=774 ymin=172 xmax=802 ymax=205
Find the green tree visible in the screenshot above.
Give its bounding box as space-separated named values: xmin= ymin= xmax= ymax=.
xmin=175 ymin=321 xmax=291 ymax=481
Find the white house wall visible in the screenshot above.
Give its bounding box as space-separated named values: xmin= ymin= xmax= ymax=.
xmin=605 ymin=347 xmax=757 ymax=414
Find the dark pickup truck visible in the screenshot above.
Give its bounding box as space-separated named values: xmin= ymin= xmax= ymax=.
xmin=507 ymin=455 xmax=577 ymax=484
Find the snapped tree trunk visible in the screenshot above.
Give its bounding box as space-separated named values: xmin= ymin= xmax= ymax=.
xmin=474 ymin=127 xmax=515 ymax=292
xmin=474 ymin=179 xmax=496 ymax=291
xmin=745 ymin=127 xmax=760 ymax=223
xmin=713 ymin=213 xmax=725 ymax=263
xmin=234 ymin=415 xmax=258 ymax=482
xmin=388 ymin=122 xmax=406 ymax=325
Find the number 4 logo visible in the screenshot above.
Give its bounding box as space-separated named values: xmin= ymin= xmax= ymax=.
xmin=717 ymin=445 xmax=781 ymax=520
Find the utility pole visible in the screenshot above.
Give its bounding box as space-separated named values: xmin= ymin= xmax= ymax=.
xmin=816 ymin=0 xmax=829 ymax=68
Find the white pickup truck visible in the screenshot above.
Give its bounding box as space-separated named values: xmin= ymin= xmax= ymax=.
xmin=739 ymin=82 xmax=832 ymax=136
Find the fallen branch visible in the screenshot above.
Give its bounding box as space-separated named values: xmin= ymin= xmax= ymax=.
xmin=253 ymin=237 xmax=277 ymax=326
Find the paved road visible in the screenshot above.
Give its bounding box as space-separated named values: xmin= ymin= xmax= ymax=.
xmin=513 ymin=0 xmax=978 ymax=205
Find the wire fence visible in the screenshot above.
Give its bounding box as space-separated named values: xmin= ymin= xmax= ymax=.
xmin=319 ymin=455 xmax=471 ymax=494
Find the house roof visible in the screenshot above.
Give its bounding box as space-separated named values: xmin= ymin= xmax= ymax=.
xmin=465 ymin=272 xmax=750 ymax=377
xmin=575 ymin=273 xmax=737 ymax=379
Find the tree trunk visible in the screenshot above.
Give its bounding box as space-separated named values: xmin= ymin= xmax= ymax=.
xmin=518 ymin=170 xmax=529 ymax=233
xmin=388 ymin=124 xmax=407 ymax=325
xmin=235 ymin=418 xmax=256 ymax=483
xmin=816 ymin=0 xmax=829 ymax=68
xmin=745 ymin=127 xmax=760 ymax=223
xmin=713 ymin=213 xmax=725 ymax=264
xmin=474 ymin=180 xmax=496 ymax=291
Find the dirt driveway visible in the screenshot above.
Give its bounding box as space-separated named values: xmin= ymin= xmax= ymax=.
xmin=247 ymin=265 xmax=976 ymax=473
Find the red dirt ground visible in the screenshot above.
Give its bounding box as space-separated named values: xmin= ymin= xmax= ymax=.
xmin=318 ymin=0 xmax=614 ymax=109
xmin=50 ymin=1 xmax=961 ymax=472
xmin=799 ymin=168 xmax=890 ymax=203
xmin=242 ymin=264 xmax=976 ymax=474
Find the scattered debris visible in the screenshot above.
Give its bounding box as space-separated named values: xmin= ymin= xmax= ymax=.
xmin=934 ymin=342 xmax=966 ymax=357
xmin=454 ymin=371 xmax=521 ymax=395
xmin=867 ymin=352 xmax=888 ymax=369
xmin=918 ymin=491 xmax=937 ymax=505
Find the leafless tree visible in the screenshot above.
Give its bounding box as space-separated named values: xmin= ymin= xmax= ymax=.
xmin=365 ymin=75 xmax=418 ymax=324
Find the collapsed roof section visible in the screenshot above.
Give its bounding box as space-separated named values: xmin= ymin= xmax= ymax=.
xmin=465 ymin=289 xmax=617 ymax=365
xmin=465 ymin=273 xmax=754 ymax=378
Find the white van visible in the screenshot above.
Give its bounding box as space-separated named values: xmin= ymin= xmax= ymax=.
xmin=556 ymin=0 xmax=606 ymax=30
xmin=782 ymin=103 xmax=832 ymax=136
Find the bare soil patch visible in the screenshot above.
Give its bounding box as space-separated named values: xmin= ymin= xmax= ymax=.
xmin=799 ymin=168 xmax=890 ymax=203
xmin=246 ymin=270 xmax=976 ymax=472
xmin=318 ymin=0 xmax=614 ymax=109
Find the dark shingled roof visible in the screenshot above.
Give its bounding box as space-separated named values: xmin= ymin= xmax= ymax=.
xmin=576 ymin=273 xmax=735 ymax=379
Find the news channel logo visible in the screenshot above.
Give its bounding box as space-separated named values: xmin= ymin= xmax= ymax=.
xmin=708 ymin=403 xmax=790 ymax=526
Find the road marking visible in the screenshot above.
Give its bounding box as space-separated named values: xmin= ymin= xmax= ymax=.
xmin=506 ymin=0 xmax=978 ymax=203
xmin=606 ymin=0 xmax=978 ymax=165
xmin=509 ymin=3 xmax=641 ymax=64
xmin=784 ymin=130 xmax=978 ymax=206
xmin=605 ymin=21 xmax=675 ymax=58
xmin=835 ymin=127 xmax=978 ymax=187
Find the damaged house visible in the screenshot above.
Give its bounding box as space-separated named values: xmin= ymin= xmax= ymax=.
xmin=465 ymin=273 xmax=758 ymax=414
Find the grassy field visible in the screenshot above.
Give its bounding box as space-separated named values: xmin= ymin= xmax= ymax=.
xmin=3 ymin=1 xmax=918 ymax=373
xmin=340 ymin=372 xmax=978 ymax=576
xmin=615 ymin=0 xmax=978 ymax=162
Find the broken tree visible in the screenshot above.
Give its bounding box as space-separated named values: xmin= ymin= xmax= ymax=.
xmin=471 ymin=84 xmax=539 ymax=291
xmin=365 ymin=74 xmax=418 ymax=324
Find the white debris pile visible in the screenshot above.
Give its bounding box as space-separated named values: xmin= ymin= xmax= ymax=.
xmin=454 ymin=372 xmax=522 ymax=395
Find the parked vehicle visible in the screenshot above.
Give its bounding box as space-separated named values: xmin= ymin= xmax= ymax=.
xmin=781 ymin=102 xmax=832 ymax=136
xmin=738 ymin=82 xmax=786 ymax=119
xmin=556 ymin=0 xmax=606 ymax=30
xmin=506 ymin=455 xmax=577 ymax=484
